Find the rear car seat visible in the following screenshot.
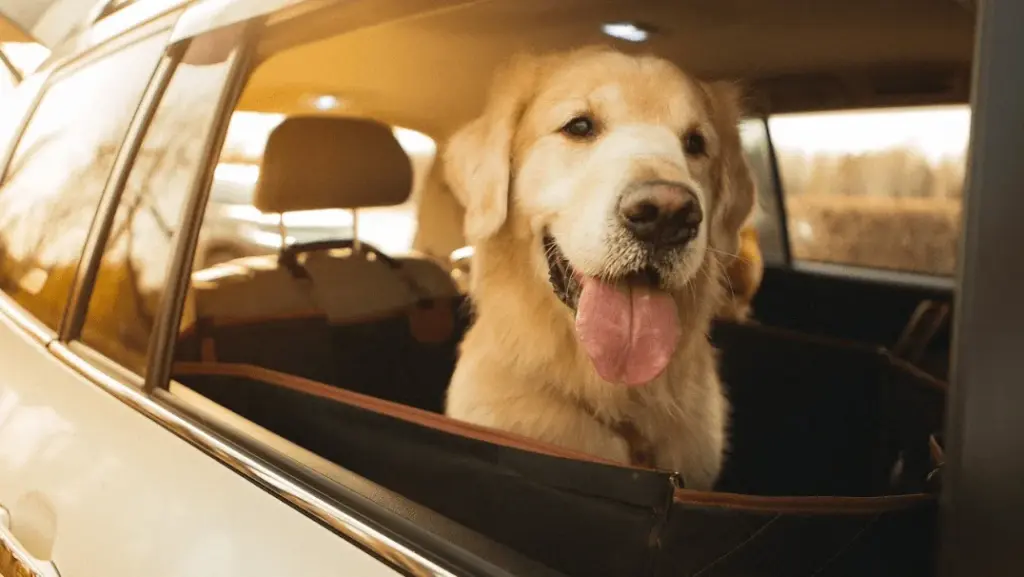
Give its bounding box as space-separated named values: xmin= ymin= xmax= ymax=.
xmin=176 ymin=116 xmax=467 ymax=412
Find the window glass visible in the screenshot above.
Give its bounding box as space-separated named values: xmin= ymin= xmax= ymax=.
xmin=769 ymin=105 xmax=969 ymax=276
xmin=0 ymin=32 xmax=167 ymax=329
xmin=80 ymin=46 xmax=238 ymax=372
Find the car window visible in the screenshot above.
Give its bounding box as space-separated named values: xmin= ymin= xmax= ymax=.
xmin=79 ymin=43 xmax=239 ymax=372
xmin=769 ymin=105 xmax=969 ymax=276
xmin=0 ymin=32 xmax=168 ymax=330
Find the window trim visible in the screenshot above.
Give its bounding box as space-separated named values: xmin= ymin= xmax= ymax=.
xmin=60 ymin=46 xmax=180 ymax=344
xmin=941 ymin=0 xmax=1024 ymax=572
xmin=66 ymin=339 xmax=147 ymax=387
xmin=789 ymin=260 xmax=955 ymax=293
xmin=143 ymin=25 xmax=254 ymax=394
xmin=0 ymin=290 xmax=54 ymax=344
xmin=759 ymin=115 xmax=793 ymax=265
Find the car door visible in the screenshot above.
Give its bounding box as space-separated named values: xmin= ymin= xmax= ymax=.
xmin=0 ymin=3 xmax=406 ymax=576
xmin=739 ymin=112 xmax=959 ymax=378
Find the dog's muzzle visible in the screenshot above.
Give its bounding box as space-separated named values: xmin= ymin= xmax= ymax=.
xmin=542 ymin=228 xmax=682 ymax=387
xmin=543 ymin=232 xmax=665 ymax=313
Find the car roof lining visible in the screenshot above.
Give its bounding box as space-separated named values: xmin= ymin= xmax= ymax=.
xmin=237 ymin=0 xmax=976 ymax=138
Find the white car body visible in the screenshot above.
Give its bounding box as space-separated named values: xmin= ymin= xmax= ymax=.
xmin=0 ymin=305 xmax=404 ymax=577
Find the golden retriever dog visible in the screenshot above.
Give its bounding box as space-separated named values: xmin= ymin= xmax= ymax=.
xmin=442 ymin=46 xmax=756 ymax=489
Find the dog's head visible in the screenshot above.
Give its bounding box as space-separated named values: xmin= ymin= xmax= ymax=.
xmin=445 ymin=47 xmax=755 ymax=386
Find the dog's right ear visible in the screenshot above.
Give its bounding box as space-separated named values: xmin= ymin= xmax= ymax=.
xmin=444 ymin=54 xmax=541 ymax=243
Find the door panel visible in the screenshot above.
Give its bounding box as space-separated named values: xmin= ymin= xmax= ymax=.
xmin=751 ymin=264 xmax=953 ymax=377
xmin=0 ymin=310 xmax=399 ymax=577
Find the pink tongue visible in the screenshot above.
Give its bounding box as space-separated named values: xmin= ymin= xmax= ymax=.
xmin=575 ymin=277 xmax=681 ymax=386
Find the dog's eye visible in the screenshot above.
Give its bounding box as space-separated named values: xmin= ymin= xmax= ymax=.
xmin=682 ymin=130 xmax=707 ymax=156
xmin=561 ymin=116 xmax=597 ymax=139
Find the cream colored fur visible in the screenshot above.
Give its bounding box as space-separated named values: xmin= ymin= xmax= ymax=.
xmin=442 ymin=47 xmax=756 ymax=490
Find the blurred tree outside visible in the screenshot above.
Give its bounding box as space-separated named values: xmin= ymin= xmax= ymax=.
xmin=777 ymin=146 xmax=965 ymax=276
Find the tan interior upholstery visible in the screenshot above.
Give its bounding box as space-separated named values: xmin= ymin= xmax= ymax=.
xmin=191 ymin=251 xmax=458 ymax=325
xmin=253 ymin=115 xmax=413 ymax=212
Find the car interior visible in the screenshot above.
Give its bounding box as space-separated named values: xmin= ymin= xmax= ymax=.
xmin=158 ymin=0 xmax=968 ymax=574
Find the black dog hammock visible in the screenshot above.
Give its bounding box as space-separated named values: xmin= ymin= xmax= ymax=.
xmin=173 ymin=319 xmax=945 ymax=577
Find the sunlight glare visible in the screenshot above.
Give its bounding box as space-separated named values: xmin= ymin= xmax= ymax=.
xmin=768 ymin=105 xmax=971 ymax=164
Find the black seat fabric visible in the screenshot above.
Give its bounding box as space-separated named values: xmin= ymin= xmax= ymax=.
xmin=710 ymin=321 xmax=945 ymax=498
xmin=172 ymin=317 xmax=945 ymax=577
xmin=176 ymin=293 xmax=471 ymax=412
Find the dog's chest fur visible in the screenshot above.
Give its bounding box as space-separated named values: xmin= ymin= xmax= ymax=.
xmin=446 ymin=233 xmax=729 ymax=488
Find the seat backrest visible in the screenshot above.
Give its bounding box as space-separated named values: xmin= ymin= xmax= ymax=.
xmin=180 ymin=116 xmax=462 ymax=411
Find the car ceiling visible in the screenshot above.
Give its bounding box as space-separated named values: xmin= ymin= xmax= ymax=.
xmin=0 ymin=16 xmax=31 ymax=42
xmin=238 ymin=0 xmax=976 ymax=139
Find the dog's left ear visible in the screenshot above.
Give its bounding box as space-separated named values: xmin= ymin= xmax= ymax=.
xmin=444 ymin=54 xmax=542 ymax=243
xmin=704 ymin=80 xmax=757 ymax=258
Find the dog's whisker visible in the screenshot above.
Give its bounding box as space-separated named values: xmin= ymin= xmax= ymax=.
xmin=709 ymin=256 xmax=737 ymax=301
xmin=706 ymin=246 xmax=747 ymax=263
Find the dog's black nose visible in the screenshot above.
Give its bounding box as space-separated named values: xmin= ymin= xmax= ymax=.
xmin=618 ymin=182 xmax=703 ymax=248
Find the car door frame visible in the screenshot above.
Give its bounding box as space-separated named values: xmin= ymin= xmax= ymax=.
xmin=939 ymin=0 xmax=1024 ymax=575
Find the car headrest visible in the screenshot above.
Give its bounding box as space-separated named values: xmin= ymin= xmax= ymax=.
xmin=253 ymin=116 xmax=413 ymax=213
